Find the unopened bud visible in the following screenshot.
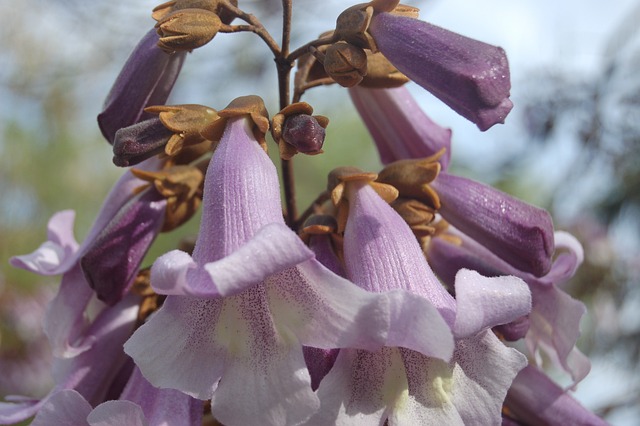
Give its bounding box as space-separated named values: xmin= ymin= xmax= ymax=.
xmin=334 ymin=4 xmax=376 ymax=50
xmin=324 ymin=42 xmax=368 ymax=87
xmin=282 ymin=115 xmax=326 ymax=155
xmin=156 ymin=8 xmax=221 ymax=52
xmin=113 ymin=118 xmax=172 ymax=167
xmin=152 ymin=0 xmax=238 ymax=25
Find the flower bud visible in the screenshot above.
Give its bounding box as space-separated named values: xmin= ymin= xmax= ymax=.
xmin=368 ymin=12 xmax=513 ymax=130
xmin=271 ymin=102 xmax=328 ymax=159
xmin=156 ymin=8 xmax=221 ymax=52
xmin=323 ymin=42 xmax=368 ymax=87
xmin=334 ymin=4 xmax=376 ymax=50
xmin=112 ymin=118 xmax=172 ymax=167
xmin=152 ymin=0 xmax=238 ymax=25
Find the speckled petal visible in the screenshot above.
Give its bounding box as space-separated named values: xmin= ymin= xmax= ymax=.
xmin=395 ymin=331 xmax=526 ymax=426
xmin=124 ymin=297 xmax=226 ymax=400
xmin=453 ymin=269 xmax=531 ymax=339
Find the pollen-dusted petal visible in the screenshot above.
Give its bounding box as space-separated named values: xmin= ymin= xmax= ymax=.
xmin=349 ymin=85 xmax=452 ymax=168
xmin=395 ymin=331 xmax=526 ymax=426
xmin=266 ymin=260 xmax=388 ymax=352
xmin=431 ymin=172 xmax=554 ymax=277
xmin=10 ymin=210 xmax=79 ymax=275
xmin=210 ymin=337 xmax=319 ymax=426
xmin=368 ymin=13 xmax=512 ymax=131
xmin=87 ymin=401 xmax=147 ymax=426
xmin=309 ymin=347 xmax=409 ymax=425
xmin=30 ymin=390 xmax=91 ymax=426
xmin=385 ymin=290 xmax=453 ymax=361
xmin=124 ymin=297 xmax=226 ymax=400
xmin=452 ymin=269 xmax=531 ymax=339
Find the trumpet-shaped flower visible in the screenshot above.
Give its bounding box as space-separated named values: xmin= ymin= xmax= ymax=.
xmin=310 ymin=178 xmax=530 ymax=425
xmin=368 ymin=12 xmax=513 ymax=130
xmin=124 ymin=116 xmax=449 ymax=426
xmin=349 ymin=85 xmax=452 ymax=169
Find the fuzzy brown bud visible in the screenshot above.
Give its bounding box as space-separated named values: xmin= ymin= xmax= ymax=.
xmin=334 ymin=4 xmax=376 ymax=50
xmin=155 ymin=8 xmax=221 ymax=52
xmin=324 ymin=42 xmax=368 ymax=87
xmin=153 ymin=0 xmax=238 ymax=25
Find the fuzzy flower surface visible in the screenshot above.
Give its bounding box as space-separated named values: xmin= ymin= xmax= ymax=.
xmin=310 ymin=179 xmax=530 ymax=425
xmin=124 ymin=116 xmax=447 ymax=426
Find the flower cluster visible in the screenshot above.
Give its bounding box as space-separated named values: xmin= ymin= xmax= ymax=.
xmin=2 ymin=1 xmax=606 ymax=425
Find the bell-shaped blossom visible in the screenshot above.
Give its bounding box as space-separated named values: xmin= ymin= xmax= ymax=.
xmin=505 ymin=365 xmax=607 ymax=425
xmin=368 ymin=12 xmax=513 ymax=131
xmin=310 ymin=179 xmax=529 ymax=425
xmin=349 ymin=85 xmax=452 ymax=169
xmin=98 ymin=29 xmax=186 ymax=143
xmin=430 ymin=172 xmax=555 ymax=277
xmin=124 ymin=116 xmax=446 ymax=426
xmin=0 ymin=294 xmax=139 ymax=424
xmin=428 ymin=230 xmax=591 ymax=386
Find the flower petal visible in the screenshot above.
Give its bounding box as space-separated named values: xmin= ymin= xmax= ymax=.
xmin=348 ymin=85 xmax=452 ymax=168
xmin=87 ymin=401 xmax=148 ymax=426
xmin=431 ymin=173 xmax=555 ymax=277
xmin=124 ymin=297 xmax=226 ymax=400
xmin=10 ymin=210 xmax=79 ymax=275
xmin=43 ymin=264 xmax=96 ymax=358
xmin=396 ymin=331 xmax=526 ymax=426
xmin=505 ymin=365 xmax=607 ymax=425
xmin=30 ymin=390 xmax=91 ymax=426
xmin=369 ymin=13 xmax=512 ymax=130
xmin=453 ymin=269 xmax=531 ymax=339
xmin=120 ymin=367 xmax=202 ymax=426
xmin=210 ymin=340 xmax=318 ymax=426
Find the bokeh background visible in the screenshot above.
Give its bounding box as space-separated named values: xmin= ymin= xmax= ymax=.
xmin=1 ymin=0 xmax=639 ymax=424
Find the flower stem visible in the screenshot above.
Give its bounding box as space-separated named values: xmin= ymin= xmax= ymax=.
xmin=279 ymin=0 xmax=297 ymax=228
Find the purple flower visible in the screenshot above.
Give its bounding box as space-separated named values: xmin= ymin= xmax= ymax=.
xmin=0 ymin=294 xmax=139 ymax=424
xmin=428 ymin=230 xmax=591 ymax=386
xmin=123 ymin=116 xmax=436 ymax=425
xmin=505 ymin=365 xmax=608 ymax=425
xmin=430 ymin=172 xmax=555 ymax=277
xmin=368 ymin=12 xmax=513 ymax=130
xmin=310 ymin=177 xmax=530 ymax=424
xmin=98 ymin=29 xmax=186 ymax=143
xmin=349 ymin=85 xmax=453 ymax=169
xmin=80 ymin=189 xmax=166 ymax=306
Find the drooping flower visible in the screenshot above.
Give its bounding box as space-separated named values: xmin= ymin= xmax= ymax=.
xmin=98 ymin=29 xmax=186 ymax=143
xmin=377 ymin=161 xmax=555 ymax=277
xmin=124 ymin=109 xmax=452 ymax=426
xmin=368 ymin=12 xmax=513 ymax=130
xmin=309 ymin=171 xmax=530 ymax=425
xmin=349 ymin=84 xmax=452 ymax=168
